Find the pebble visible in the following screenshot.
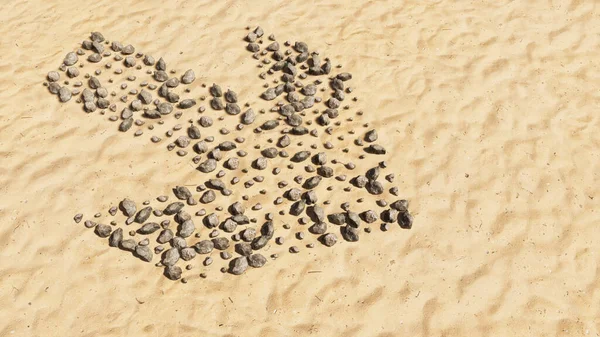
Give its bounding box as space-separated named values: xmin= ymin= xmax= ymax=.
xmin=289 ymin=246 xmax=300 ymax=253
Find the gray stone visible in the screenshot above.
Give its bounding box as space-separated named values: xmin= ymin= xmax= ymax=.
xmin=181 ymin=69 xmax=195 ymax=84
xmin=194 ymin=240 xmax=214 ymax=254
xmin=162 ymin=248 xmax=180 ymax=266
xmin=248 ymin=254 xmax=267 ymax=268
xmin=198 ymin=159 xmax=217 ymax=173
xmin=341 ymin=225 xmax=359 ymax=242
xmin=178 ymin=219 xmax=195 ymax=238
xmin=137 ymin=222 xmax=160 ymax=234
xmin=173 ymin=186 xmax=192 ymax=200
xmin=212 ymin=237 xmax=230 ymax=250
xmin=157 ymin=229 xmax=174 ymax=244
xmin=64 ymin=52 xmax=78 ymax=66
xmin=164 ymin=265 xmax=182 ymax=280
xmin=134 ymin=245 xmax=153 ymax=262
xmin=108 ymin=228 xmax=123 ymax=247
xmin=229 ymin=257 xmax=249 ymax=275
xmin=58 ymin=87 xmax=72 ymax=102
xmin=320 ymin=233 xmax=337 ymax=247
xmin=309 ymin=222 xmax=327 ymax=235
xmin=119 ymin=239 xmax=136 ymax=252
xmin=200 ymin=190 xmax=216 ymax=204
xmin=164 ymin=202 xmax=185 ymax=215
xmin=134 ymin=206 xmax=152 ymax=223
xmin=366 ymin=180 xmax=384 ymax=195
xmin=241 ymin=109 xmax=255 ymax=124
xmin=180 ymin=247 xmax=196 ymax=261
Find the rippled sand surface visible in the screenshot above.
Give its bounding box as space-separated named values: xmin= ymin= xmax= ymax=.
xmin=2 ymin=0 xmax=600 ymax=336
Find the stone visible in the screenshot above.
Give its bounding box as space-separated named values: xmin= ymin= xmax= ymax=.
xmin=366 ymin=167 xmax=380 ymax=181
xmin=224 ymin=89 xmax=238 ymax=103
xmin=341 ymin=225 xmax=359 ymax=242
xmin=88 ymin=53 xmax=102 ymax=63
xmin=225 ymin=103 xmax=241 ymax=115
xmin=94 ymin=224 xmax=112 ymax=238
xmin=58 ymin=87 xmax=72 ymax=102
xmin=119 ymin=239 xmax=136 ymax=252
xmin=235 ymin=242 xmax=253 ymax=256
xmin=253 ymin=157 xmax=268 ymax=170
xmin=290 ymin=151 xmax=310 ymax=163
xmin=198 ymin=159 xmax=217 ymax=173
xmin=211 ymin=97 xmax=224 ymax=110
xmin=157 ymin=229 xmax=174 ymax=244
xmin=366 ymin=144 xmax=387 ymax=155
xmin=212 ymin=237 xmax=230 ymax=250
xmin=309 ymin=222 xmax=327 ymax=235
xmin=181 ymin=69 xmax=195 ymax=84
xmin=221 ymin=218 xmax=237 ymax=233
xmin=347 ymin=212 xmax=361 ymax=228
xmin=194 ymin=240 xmax=214 ymax=254
xmin=134 ymin=245 xmax=153 ymax=262
xmin=361 ymin=210 xmax=379 ymax=223
xmin=108 ymin=228 xmax=123 ymax=247
xmin=63 ymin=52 xmax=79 ymax=66
xmin=353 ymin=175 xmax=368 ymax=188
xmin=398 ymin=211 xmax=413 ymax=229
xmin=229 ymin=257 xmax=249 ymax=275
xmin=261 ymin=88 xmax=277 ymax=100
xmin=133 ymin=206 xmax=152 ymax=224
xmin=179 ymin=99 xmax=196 ymax=109
xmin=164 ymin=202 xmax=185 ymax=215
xmin=137 ymin=222 xmax=160 ymax=234
xmin=204 ymin=213 xmax=219 ymax=228
xmin=173 ymin=186 xmax=192 ymax=200
xmin=303 ymin=176 xmax=322 ymax=189
xmin=200 ymin=190 xmax=216 ymax=203
xmin=365 ymin=129 xmax=378 ymax=142
xmin=47 ymin=71 xmax=60 ymax=82
xmin=390 ymin=200 xmax=409 ymax=212
xmin=180 ymin=247 xmax=196 ymax=261
xmin=337 ymin=72 xmax=353 ymax=81
xmin=286 ymin=188 xmax=302 ymax=201
xmin=366 ymin=181 xmax=384 ymax=195
xmin=241 ymin=109 xmax=256 ymax=124
xmin=164 ymin=265 xmax=182 ymax=280
xmin=290 ymin=200 xmax=306 ymax=216
xmin=162 ymin=248 xmax=180 ymax=266
xmin=238 ymin=228 xmax=255 ymax=243
xmin=328 ymin=213 xmax=346 ymax=225
xmin=248 ymin=254 xmax=267 ymax=268
xmin=294 ymin=41 xmax=308 ymax=53
xmin=122 ymin=44 xmax=135 ymax=55
xmin=320 ymin=233 xmax=337 ymax=247
xmin=178 ymin=219 xmax=195 ymax=238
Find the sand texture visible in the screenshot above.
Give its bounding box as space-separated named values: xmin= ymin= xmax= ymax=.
xmin=2 ymin=0 xmax=600 ymax=336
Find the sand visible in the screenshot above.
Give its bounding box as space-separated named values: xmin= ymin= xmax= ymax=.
xmin=2 ymin=0 xmax=600 ymax=335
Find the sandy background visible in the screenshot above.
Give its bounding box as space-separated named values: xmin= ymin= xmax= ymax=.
xmin=2 ymin=0 xmax=600 ymax=336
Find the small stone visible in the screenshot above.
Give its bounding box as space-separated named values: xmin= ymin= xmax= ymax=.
xmin=289 ymin=246 xmax=300 ymax=253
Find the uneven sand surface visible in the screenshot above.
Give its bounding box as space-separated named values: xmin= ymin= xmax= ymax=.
xmin=2 ymin=0 xmax=600 ymax=336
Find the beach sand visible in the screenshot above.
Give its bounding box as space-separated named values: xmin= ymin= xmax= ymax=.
xmin=1 ymin=0 xmax=600 ymax=336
